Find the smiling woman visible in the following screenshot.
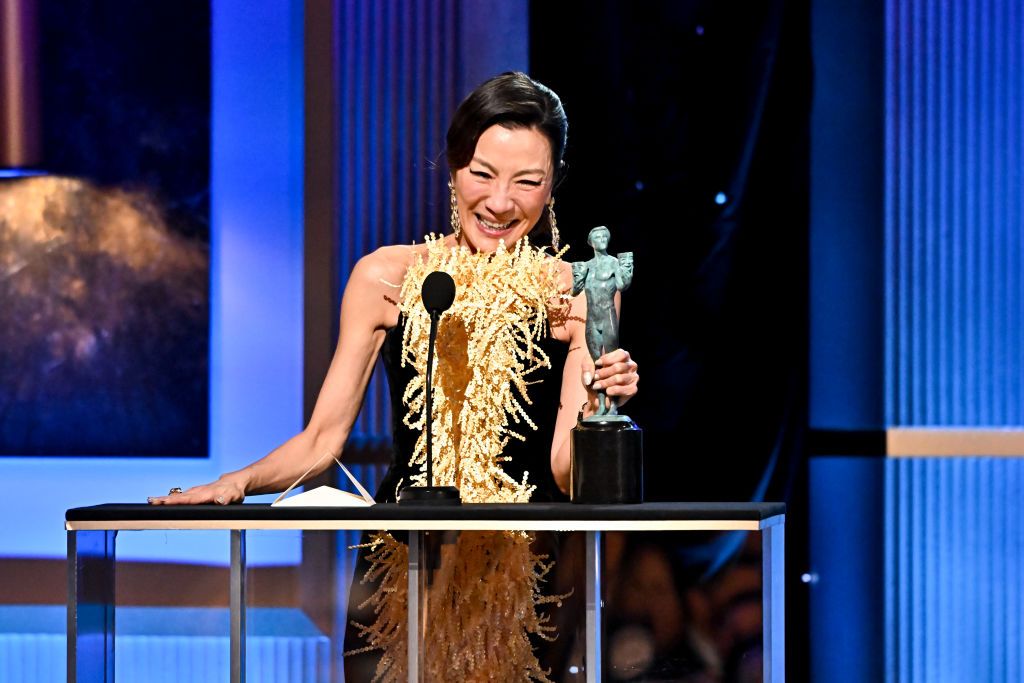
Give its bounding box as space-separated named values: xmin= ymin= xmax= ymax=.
xmin=146 ymin=72 xmax=634 ymax=509
xmin=150 ymin=71 xmax=639 ymax=681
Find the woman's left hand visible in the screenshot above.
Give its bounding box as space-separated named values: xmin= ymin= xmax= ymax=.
xmin=584 ymin=348 xmax=639 ymax=407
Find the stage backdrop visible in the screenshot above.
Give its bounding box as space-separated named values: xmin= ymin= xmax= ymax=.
xmin=0 ymin=0 xmax=304 ymax=567
xmin=0 ymin=1 xmax=209 ymax=456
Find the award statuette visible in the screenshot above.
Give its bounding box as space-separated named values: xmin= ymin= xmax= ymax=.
xmin=569 ymin=226 xmax=643 ymax=504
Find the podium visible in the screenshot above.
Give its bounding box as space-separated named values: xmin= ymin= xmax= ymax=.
xmin=66 ymin=502 xmax=785 ymax=682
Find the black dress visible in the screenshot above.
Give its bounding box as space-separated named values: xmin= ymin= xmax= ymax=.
xmin=373 ymin=315 xmax=569 ymax=504
xmin=343 ymin=317 xmax=569 ymax=681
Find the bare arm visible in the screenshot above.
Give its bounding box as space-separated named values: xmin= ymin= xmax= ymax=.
xmin=550 ymin=308 xmax=591 ymax=494
xmin=151 ymin=248 xmax=407 ymax=504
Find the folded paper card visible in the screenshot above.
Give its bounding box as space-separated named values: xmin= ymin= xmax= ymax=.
xmin=271 ymin=454 xmax=375 ymax=507
xmin=272 ymin=484 xmax=372 ymax=507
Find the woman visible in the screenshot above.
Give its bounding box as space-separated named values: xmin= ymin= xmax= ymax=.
xmin=149 ymin=71 xmax=638 ymax=507
xmin=151 ymin=72 xmax=639 ymax=680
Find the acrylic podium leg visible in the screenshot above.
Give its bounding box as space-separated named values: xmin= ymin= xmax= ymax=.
xmin=762 ymin=519 xmax=785 ymax=683
xmin=585 ymin=530 xmax=603 ymax=683
xmin=230 ymin=530 xmax=247 ymax=683
xmin=407 ymin=530 xmax=421 ymax=683
xmin=67 ymin=530 xmax=116 ymax=683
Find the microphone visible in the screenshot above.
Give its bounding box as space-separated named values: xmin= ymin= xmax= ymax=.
xmin=398 ymin=271 xmax=461 ymax=505
xmin=421 ymin=271 xmax=456 ymax=314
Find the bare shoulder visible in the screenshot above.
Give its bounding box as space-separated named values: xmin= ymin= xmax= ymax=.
xmin=343 ymin=244 xmax=421 ymax=329
xmin=355 ymin=236 xmax=458 ymax=286
xmin=353 ymin=244 xmax=420 ymax=285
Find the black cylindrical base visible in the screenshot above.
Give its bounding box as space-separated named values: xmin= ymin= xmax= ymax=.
xmin=397 ymin=486 xmax=462 ymax=505
xmin=570 ymin=417 xmax=643 ymax=504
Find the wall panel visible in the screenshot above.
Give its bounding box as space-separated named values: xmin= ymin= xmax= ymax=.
xmin=337 ymin=0 xmax=527 ymax=447
xmin=885 ymin=0 xmax=1024 ymax=427
xmin=884 ymin=2 xmax=1024 ymax=680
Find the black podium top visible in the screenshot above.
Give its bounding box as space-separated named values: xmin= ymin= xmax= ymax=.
xmin=66 ymin=502 xmax=785 ymax=532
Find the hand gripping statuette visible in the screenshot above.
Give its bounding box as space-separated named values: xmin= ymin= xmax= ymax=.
xmin=569 ymin=226 xmax=643 ymax=504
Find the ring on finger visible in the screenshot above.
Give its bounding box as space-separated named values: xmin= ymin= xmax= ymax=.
xmin=169 ymin=487 xmax=183 ymax=495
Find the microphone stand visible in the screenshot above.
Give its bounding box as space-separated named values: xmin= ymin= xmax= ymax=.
xmin=399 ymin=279 xmax=461 ymax=505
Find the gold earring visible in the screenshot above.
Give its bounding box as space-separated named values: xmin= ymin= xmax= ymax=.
xmin=449 ymin=178 xmax=462 ymax=238
xmin=548 ymin=198 xmax=560 ymax=251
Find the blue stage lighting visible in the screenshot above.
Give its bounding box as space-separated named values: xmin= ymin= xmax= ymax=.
xmin=0 ymin=168 xmax=46 ymax=178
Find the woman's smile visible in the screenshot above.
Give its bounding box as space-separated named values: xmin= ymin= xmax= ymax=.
xmin=475 ymin=214 xmax=517 ymax=235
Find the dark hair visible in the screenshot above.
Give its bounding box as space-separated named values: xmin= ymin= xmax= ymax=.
xmin=446 ymin=72 xmax=568 ymax=239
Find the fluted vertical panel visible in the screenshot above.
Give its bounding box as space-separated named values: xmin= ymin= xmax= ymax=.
xmin=0 ymin=633 xmax=64 ymax=682
xmin=338 ymin=0 xmax=456 ymax=446
xmin=885 ymin=0 xmax=1024 ymax=427
xmin=0 ymin=606 xmax=328 ymax=683
xmin=885 ymin=458 xmax=1024 ymax=683
xmin=884 ymin=1 xmax=1024 ymax=681
xmin=337 ymin=0 xmax=527 ymax=447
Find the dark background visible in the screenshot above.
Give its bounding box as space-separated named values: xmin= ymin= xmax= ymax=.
xmin=532 ymin=2 xmax=810 ymax=678
xmin=532 ymin=0 xmax=809 ymax=506
xmin=40 ymin=0 xmax=210 ymax=231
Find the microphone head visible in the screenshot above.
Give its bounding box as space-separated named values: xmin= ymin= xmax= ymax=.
xmin=421 ymin=271 xmax=456 ymax=313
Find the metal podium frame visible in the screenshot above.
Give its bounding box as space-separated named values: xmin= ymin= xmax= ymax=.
xmin=66 ymin=503 xmax=785 ymax=683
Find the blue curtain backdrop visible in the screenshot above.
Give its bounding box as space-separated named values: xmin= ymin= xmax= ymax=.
xmin=336 ymin=0 xmax=529 ymax=448
xmin=811 ymin=0 xmax=1024 ymax=681
xmin=884 ymin=0 xmax=1024 ymax=681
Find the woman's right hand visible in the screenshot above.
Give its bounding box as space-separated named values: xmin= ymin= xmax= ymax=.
xmin=148 ymin=475 xmax=246 ymax=506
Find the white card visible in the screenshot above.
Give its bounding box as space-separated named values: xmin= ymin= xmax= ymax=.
xmin=271 ymin=485 xmax=372 ymax=507
xmin=271 ymin=458 xmax=376 ymax=507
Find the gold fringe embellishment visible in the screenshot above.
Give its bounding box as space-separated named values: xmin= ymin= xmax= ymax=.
xmin=351 ymin=235 xmax=572 ymax=681
xmin=346 ymin=533 xmax=409 ymax=683
xmin=398 ymin=235 xmax=567 ymax=504
xmin=350 ymin=530 xmax=565 ymax=683
xmin=421 ymin=531 xmax=562 ymax=683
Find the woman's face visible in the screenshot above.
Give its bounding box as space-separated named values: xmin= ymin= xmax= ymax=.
xmin=452 ymin=124 xmax=554 ymax=253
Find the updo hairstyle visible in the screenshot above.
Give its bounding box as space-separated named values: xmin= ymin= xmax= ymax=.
xmin=446 ymin=72 xmax=568 ymax=239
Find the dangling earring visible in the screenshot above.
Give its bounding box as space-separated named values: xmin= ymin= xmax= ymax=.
xmin=547 ymin=197 xmax=560 ymax=251
xmin=449 ymin=178 xmax=462 ymax=239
